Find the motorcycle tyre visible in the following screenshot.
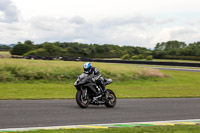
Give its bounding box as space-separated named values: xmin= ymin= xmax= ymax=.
xmin=105 ymin=89 xmax=116 ymax=108
xmin=76 ymin=90 xmax=89 ymax=108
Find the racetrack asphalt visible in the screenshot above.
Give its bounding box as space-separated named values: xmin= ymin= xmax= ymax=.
xmin=136 ymin=66 xmax=200 ymax=72
xmin=151 ymin=67 xmax=200 ymax=72
xmin=0 ymin=98 xmax=200 ymax=129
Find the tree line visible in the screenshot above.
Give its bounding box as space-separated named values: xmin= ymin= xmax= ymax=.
xmin=9 ymin=40 xmax=147 ymax=58
xmin=0 ymin=44 xmax=11 ymax=51
xmin=4 ymin=40 xmax=200 ymax=60
xmin=153 ymin=41 xmax=200 ymax=60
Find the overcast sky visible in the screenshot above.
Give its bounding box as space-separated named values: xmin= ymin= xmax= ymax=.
xmin=0 ymin=0 xmax=200 ymax=48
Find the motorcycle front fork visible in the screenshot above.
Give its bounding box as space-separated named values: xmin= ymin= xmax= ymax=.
xmin=81 ymin=87 xmax=88 ymax=100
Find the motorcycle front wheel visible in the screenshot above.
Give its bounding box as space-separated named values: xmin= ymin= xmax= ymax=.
xmin=76 ymin=90 xmax=90 ymax=108
xmin=105 ymin=89 xmax=116 ymax=108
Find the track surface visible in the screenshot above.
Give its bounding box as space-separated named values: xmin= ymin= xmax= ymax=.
xmin=0 ymin=98 xmax=200 ymax=129
xmin=137 ymin=66 xmax=200 ymax=72
xmin=151 ymin=67 xmax=200 ymax=72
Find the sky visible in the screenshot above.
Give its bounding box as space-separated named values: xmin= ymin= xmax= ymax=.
xmin=0 ymin=0 xmax=200 ymax=48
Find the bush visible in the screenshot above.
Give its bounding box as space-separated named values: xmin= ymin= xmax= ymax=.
xmin=138 ymin=54 xmax=144 ymax=59
xmin=121 ymin=54 xmax=130 ymax=60
xmin=146 ymin=55 xmax=153 ymax=60
xmin=131 ymin=54 xmax=147 ymax=60
xmin=131 ymin=55 xmax=139 ymax=60
xmin=24 ymin=48 xmax=50 ymax=56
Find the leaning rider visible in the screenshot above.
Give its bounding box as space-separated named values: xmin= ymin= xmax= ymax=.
xmin=83 ymin=62 xmax=105 ymax=96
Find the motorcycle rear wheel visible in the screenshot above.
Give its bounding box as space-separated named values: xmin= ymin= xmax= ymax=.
xmin=76 ymin=90 xmax=90 ymax=108
xmin=105 ymin=89 xmax=116 ymax=108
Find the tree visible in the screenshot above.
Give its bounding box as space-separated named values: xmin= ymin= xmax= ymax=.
xmin=144 ymin=51 xmax=152 ymax=57
xmin=24 ymin=48 xmax=50 ymax=56
xmin=0 ymin=45 xmax=11 ymax=51
xmin=153 ymin=51 xmax=167 ymax=59
xmin=154 ymin=41 xmax=186 ymax=51
xmin=10 ymin=41 xmax=33 ymax=55
xmin=24 ymin=40 xmax=34 ymax=45
xmin=42 ymin=43 xmax=63 ymax=56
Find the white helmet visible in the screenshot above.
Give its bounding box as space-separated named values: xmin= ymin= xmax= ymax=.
xmin=83 ymin=62 xmax=92 ymax=73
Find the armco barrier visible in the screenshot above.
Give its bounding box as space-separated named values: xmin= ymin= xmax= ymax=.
xmin=90 ymin=59 xmax=200 ymax=67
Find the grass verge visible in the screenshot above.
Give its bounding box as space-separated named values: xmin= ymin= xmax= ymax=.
xmin=4 ymin=125 xmax=200 ymax=133
xmin=0 ymin=70 xmax=200 ymax=99
xmin=0 ymin=59 xmax=166 ymax=82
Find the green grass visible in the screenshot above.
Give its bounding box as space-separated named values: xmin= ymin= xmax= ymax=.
xmin=0 ymin=70 xmax=200 ymax=99
xmin=0 ymin=83 xmax=75 ymax=99
xmin=112 ymin=70 xmax=200 ymax=98
xmin=5 ymin=125 xmax=200 ymax=133
xmin=0 ymin=59 xmax=200 ymax=99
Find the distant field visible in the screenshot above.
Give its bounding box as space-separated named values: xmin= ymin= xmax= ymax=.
xmin=0 ymin=51 xmax=11 ymax=58
xmin=0 ymin=59 xmax=200 ymax=99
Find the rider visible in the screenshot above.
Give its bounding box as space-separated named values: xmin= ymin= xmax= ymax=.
xmin=83 ymin=62 xmax=105 ymax=96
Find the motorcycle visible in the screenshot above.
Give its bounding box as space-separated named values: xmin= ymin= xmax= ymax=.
xmin=74 ymin=73 xmax=116 ymax=108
